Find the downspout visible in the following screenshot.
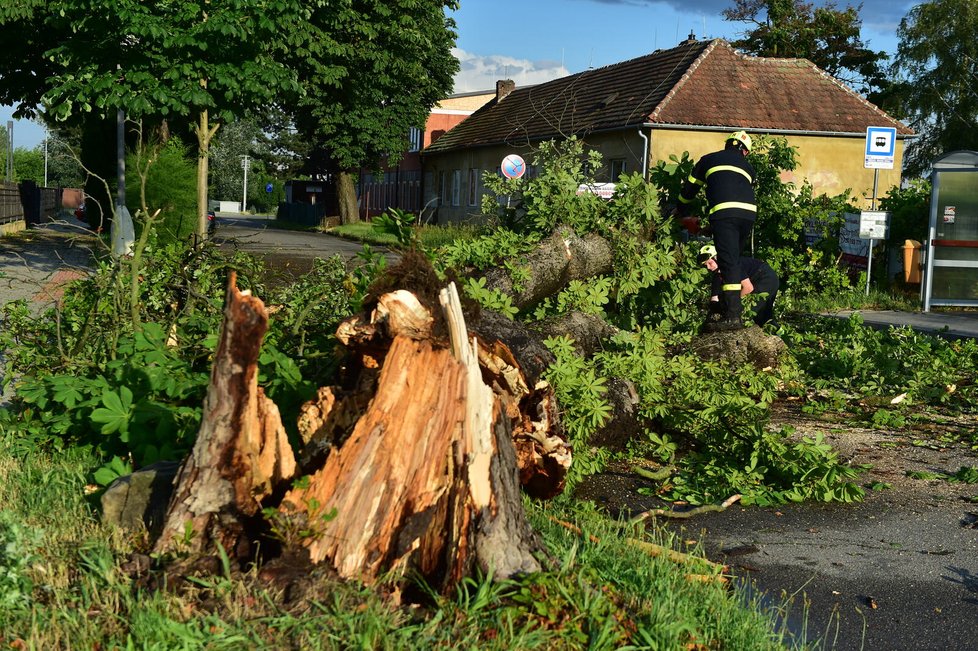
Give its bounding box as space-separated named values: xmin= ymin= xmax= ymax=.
xmin=637 ymin=127 xmax=649 ymax=181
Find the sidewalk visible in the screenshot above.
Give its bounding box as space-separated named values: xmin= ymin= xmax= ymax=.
xmin=0 ymin=220 xmax=97 ymax=308
xmin=0 ymin=221 xmax=97 ymax=405
xmin=825 ymin=309 xmax=978 ymax=340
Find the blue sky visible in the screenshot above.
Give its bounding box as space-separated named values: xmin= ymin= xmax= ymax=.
xmin=3 ymin=0 xmax=915 ymax=150
xmin=450 ymin=0 xmax=914 ymax=92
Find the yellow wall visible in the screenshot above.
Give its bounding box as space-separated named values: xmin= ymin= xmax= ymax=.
xmin=423 ymin=132 xmax=647 ymax=223
xmin=425 ymin=127 xmax=907 ymax=223
xmin=650 ymin=129 xmax=905 ymax=209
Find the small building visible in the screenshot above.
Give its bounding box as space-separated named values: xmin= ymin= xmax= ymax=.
xmin=357 ymin=90 xmax=494 ymax=221
xmin=422 ymin=38 xmax=913 ymax=223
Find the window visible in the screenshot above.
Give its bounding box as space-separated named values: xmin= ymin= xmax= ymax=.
xmin=452 ymin=169 xmax=461 ymax=206
xmin=440 ymin=171 xmax=450 ymax=205
xmin=408 ymin=127 xmax=423 ymax=152
xmin=610 ymin=159 xmax=627 ymax=181
xmin=467 ymin=168 xmax=479 ymax=206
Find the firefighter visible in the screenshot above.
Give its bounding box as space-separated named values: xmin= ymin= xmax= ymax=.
xmin=676 ymin=130 xmax=756 ymax=331
xmin=697 ymin=244 xmax=779 ymax=329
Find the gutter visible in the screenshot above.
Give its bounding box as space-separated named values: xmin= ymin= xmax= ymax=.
xmin=637 ymin=128 xmax=649 ymax=180
xmin=647 ymin=123 xmax=917 ymax=139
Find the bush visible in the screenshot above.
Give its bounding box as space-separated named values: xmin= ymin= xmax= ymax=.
xmin=126 ymin=139 xmax=198 ymax=243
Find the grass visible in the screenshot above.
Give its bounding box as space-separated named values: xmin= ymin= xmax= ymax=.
xmin=327 ymin=220 xmax=482 ymax=250
xmin=0 ymin=431 xmax=808 ymax=649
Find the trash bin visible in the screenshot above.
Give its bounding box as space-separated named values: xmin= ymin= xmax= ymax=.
xmin=903 ymin=239 xmax=922 ymax=284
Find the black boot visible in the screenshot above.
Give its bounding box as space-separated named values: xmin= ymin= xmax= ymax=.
xmin=714 ymin=290 xmax=745 ymax=332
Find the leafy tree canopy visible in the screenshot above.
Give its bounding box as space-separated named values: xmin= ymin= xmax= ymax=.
xmin=295 ymin=0 xmax=459 ymax=171
xmin=723 ymin=0 xmax=888 ymax=95
xmin=288 ymin=0 xmax=460 ymax=223
xmin=891 ymin=0 xmax=978 ymax=176
xmin=0 ymin=0 xmax=302 ymax=124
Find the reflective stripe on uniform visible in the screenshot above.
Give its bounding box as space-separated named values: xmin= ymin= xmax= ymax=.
xmin=678 ymin=194 xmax=695 ymax=204
xmin=721 ymin=283 xmax=742 ymax=291
xmin=686 ymin=174 xmax=706 ymax=186
xmin=709 ymin=201 xmax=757 ymax=215
xmin=704 ymin=165 xmax=753 ymax=183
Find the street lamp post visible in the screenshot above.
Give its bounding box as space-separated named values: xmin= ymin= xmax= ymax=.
xmin=241 ymin=154 xmax=249 ymax=213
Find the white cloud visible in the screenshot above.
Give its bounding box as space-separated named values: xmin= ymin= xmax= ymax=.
xmin=452 ymin=48 xmax=570 ymax=93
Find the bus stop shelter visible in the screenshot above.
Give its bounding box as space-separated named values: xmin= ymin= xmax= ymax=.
xmin=923 ymin=150 xmax=978 ymax=311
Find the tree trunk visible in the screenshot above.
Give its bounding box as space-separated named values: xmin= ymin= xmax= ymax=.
xmin=337 ymin=169 xmax=360 ymax=225
xmin=282 ymin=283 xmax=558 ymax=590
xmin=482 ymin=229 xmax=613 ymax=310
xmin=154 ymin=273 xmax=568 ymax=593
xmin=194 ymin=103 xmax=220 ymax=241
xmin=154 ymin=272 xmax=296 ymax=560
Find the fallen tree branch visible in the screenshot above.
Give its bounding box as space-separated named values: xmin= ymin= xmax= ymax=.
xmin=630 ymin=494 xmax=742 ymax=523
xmin=548 ymin=516 xmax=726 ymax=579
xmin=632 ymin=465 xmax=675 ymax=482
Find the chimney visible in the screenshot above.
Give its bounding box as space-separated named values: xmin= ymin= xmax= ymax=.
xmin=496 ymin=79 xmax=516 ymax=102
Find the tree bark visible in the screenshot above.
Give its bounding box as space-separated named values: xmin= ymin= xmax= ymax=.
xmin=482 ymin=229 xmax=613 ymax=310
xmin=154 ymin=272 xmax=296 ymax=559
xmin=194 ymin=105 xmax=220 ymax=241
xmin=336 ymin=169 xmax=360 ymax=225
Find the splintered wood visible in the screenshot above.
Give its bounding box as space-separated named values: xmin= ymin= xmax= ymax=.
xmin=157 ymin=276 xmax=569 ymax=592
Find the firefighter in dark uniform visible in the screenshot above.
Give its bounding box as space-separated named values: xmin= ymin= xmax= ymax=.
xmin=698 ymin=244 xmax=779 ymax=328
xmin=676 ymin=130 xmax=756 ymax=331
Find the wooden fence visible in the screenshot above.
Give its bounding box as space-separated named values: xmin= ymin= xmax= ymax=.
xmin=0 ymin=181 xmax=66 ymax=226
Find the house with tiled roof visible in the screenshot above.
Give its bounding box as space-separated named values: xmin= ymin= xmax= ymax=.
xmin=421 ymin=37 xmax=913 ymax=223
xmin=356 ymin=89 xmax=494 ymax=220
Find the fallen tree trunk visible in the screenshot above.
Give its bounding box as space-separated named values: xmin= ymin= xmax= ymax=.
xmin=482 ymin=229 xmax=613 ymax=310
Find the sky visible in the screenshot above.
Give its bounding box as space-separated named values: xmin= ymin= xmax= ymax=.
xmin=449 ymin=0 xmax=914 ymax=92
xmin=2 ymin=0 xmax=916 ymax=150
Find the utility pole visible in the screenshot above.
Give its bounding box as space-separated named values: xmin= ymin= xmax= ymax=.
xmin=43 ymin=133 xmax=48 ymax=187
xmin=241 ymin=154 xmax=249 ymax=213
xmin=5 ymin=120 xmax=12 ymax=182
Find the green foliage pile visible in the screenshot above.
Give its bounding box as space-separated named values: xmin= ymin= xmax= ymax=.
xmin=0 ymin=239 xmax=353 ymax=486
xmin=783 ymin=313 xmax=978 ymax=417
xmin=423 ymin=136 xmax=877 ymax=506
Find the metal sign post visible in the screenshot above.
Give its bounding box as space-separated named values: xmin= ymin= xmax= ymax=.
xmin=861 ymin=127 xmax=896 ymax=295
xmin=859 ymin=210 xmax=890 ymax=295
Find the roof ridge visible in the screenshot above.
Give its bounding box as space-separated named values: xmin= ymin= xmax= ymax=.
xmin=650 ymin=38 xmax=722 ymax=121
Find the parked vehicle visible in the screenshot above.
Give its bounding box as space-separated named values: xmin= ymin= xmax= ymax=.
xmin=207 ymin=210 xmax=217 ymax=234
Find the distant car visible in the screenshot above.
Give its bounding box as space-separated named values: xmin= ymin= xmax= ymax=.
xmin=207 ymin=210 xmax=217 ymax=234
xmin=74 ymin=203 xmax=86 ymax=221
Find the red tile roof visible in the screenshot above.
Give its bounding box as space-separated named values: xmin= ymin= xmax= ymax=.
xmin=425 ymin=39 xmax=911 ymax=154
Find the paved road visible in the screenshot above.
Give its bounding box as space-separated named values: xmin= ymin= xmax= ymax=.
xmin=213 ymin=213 xmax=391 ymax=264
xmin=826 ymin=309 xmax=978 ymax=340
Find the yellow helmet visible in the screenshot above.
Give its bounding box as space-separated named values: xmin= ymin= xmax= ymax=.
xmin=727 ymin=130 xmax=752 ymax=153
xmin=697 ymin=244 xmax=717 ymax=264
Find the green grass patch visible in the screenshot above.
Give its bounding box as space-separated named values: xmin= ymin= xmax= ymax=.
xmin=0 ymin=431 xmax=806 ymax=649
xmin=328 ymin=220 xmax=481 ymax=250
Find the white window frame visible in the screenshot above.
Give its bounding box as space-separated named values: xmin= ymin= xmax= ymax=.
xmin=408 ymin=127 xmax=423 ymax=152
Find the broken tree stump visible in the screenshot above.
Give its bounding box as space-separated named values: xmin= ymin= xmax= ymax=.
xmin=282 ymin=283 xmax=549 ymax=590
xmin=154 ymin=272 xmax=296 ymax=560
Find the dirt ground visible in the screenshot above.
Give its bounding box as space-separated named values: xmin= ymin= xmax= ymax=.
xmin=576 ymin=402 xmax=978 ymax=651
